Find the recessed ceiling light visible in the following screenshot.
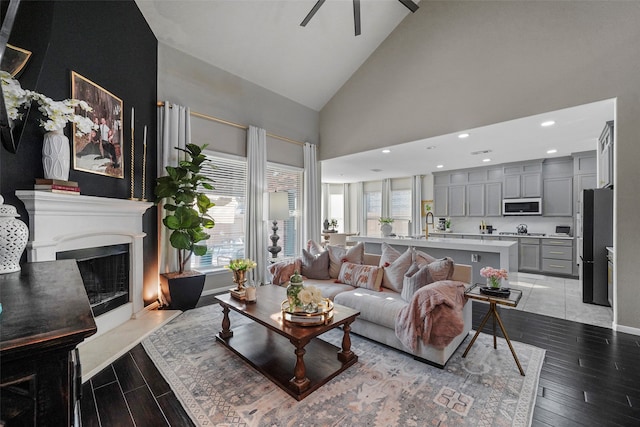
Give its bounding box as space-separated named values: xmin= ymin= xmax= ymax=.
xmin=482 ymin=158 xmax=491 ymax=162
xmin=382 ymin=149 xmax=391 ymax=153
xmin=541 ymin=120 xmax=555 ymax=127
xmin=426 ymin=146 xmax=436 ymax=150
xmin=458 ymin=133 xmax=470 ymax=139
xmin=436 ymin=164 xmax=444 ymax=169
xmin=547 ymin=149 xmax=558 ymax=154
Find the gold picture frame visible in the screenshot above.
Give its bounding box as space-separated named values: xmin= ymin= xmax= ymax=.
xmin=421 ymin=200 xmax=434 ymax=216
xmin=1 ymin=44 xmax=32 ymax=77
xmin=71 ymin=71 xmax=124 ymax=179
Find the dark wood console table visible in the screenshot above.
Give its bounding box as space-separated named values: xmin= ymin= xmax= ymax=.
xmin=0 ymin=260 xmax=97 ymax=426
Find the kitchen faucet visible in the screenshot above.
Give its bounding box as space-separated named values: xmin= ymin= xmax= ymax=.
xmin=425 ymin=212 xmax=434 ymax=238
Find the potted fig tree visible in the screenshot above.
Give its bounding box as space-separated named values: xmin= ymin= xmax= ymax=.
xmin=155 ymin=143 xmax=215 ymax=310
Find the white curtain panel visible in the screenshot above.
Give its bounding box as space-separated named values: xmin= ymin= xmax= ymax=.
xmin=246 ymin=126 xmax=267 ymax=284
xmin=412 ymin=175 xmax=423 ymax=236
xmin=303 ymin=142 xmax=321 ymax=246
xmin=157 ymin=102 xmax=191 ymax=276
xmin=382 ymin=178 xmax=391 ymax=219
xmin=343 ymin=183 xmax=351 ymax=232
xmin=355 ymin=182 xmax=365 ymax=235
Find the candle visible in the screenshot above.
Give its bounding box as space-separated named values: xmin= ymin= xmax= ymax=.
xmin=131 ymin=107 xmax=135 ymax=129
xmin=142 ymin=125 xmax=147 ymax=200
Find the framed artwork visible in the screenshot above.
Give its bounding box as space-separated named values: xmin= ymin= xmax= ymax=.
xmin=0 ymin=44 xmax=32 ymax=77
xmin=71 ymin=71 xmax=124 ymax=179
xmin=421 ymin=200 xmax=434 ymax=216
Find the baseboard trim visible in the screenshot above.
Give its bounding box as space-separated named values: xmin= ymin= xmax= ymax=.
xmin=613 ymin=322 xmax=640 ymax=336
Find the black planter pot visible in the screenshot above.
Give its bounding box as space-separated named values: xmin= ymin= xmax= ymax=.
xmin=160 ymin=271 xmax=205 ymax=310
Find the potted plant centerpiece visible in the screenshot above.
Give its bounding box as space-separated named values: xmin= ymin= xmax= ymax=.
xmin=379 ymin=217 xmax=394 ymax=237
xmin=155 ymin=143 xmax=215 ymax=310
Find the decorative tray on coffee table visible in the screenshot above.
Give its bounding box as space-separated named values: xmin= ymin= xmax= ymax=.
xmin=281 ymin=299 xmax=334 ymax=326
xmin=479 ymin=287 xmax=511 ymax=298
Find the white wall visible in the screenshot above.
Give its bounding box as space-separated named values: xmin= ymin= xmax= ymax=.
xmin=158 ymin=43 xmax=319 ymax=291
xmin=320 ymin=2 xmax=640 ymax=332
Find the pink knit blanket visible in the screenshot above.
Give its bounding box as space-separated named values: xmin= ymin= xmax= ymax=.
xmin=395 ymin=280 xmax=467 ymax=351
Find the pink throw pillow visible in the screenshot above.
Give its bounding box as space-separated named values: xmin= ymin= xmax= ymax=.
xmin=338 ymin=262 xmax=383 ymax=291
xmin=268 ymin=258 xmax=302 ymax=285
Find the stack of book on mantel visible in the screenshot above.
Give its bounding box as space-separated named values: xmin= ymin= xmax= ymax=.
xmin=34 ymin=178 xmax=80 ymax=195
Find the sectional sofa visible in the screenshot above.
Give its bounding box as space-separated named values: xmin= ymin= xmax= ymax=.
xmin=268 ymin=242 xmax=472 ymax=367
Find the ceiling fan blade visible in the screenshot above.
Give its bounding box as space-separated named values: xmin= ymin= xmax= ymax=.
xmin=300 ymin=0 xmax=326 ymax=27
xmin=397 ymin=0 xmax=419 ymax=13
xmin=353 ymin=0 xmax=361 ymax=36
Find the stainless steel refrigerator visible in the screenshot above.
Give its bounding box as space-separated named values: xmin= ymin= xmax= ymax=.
xmin=580 ymin=188 xmax=613 ymax=306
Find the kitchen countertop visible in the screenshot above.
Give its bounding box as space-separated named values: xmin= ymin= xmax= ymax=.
xmin=429 ymin=231 xmax=574 ymax=240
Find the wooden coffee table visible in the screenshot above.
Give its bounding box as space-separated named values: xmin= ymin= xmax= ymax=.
xmin=214 ymin=285 xmax=360 ymax=401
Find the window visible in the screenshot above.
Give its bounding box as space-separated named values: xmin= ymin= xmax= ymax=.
xmin=327 ymin=184 xmax=344 ymax=232
xmin=192 ymin=153 xmax=247 ymax=271
xmin=267 ymin=163 xmax=302 ymax=259
xmin=390 ymin=189 xmax=411 ymax=236
xmin=364 ymin=191 xmax=382 ymax=236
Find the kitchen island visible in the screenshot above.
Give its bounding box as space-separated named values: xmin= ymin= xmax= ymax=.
xmin=350 ymin=236 xmax=517 ymax=286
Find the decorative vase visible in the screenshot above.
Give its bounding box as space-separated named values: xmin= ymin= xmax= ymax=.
xmin=487 ymin=277 xmax=501 ymax=289
xmin=380 ymin=222 xmax=392 ymax=237
xmin=232 ymin=269 xmax=247 ymax=290
xmin=42 ymin=130 xmax=70 ymax=181
xmin=287 ymin=270 xmax=304 ymax=312
xmin=0 ymin=196 xmax=29 ymax=274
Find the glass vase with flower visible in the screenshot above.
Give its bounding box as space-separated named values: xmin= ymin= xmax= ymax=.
xmin=480 ymin=266 xmax=508 ymax=289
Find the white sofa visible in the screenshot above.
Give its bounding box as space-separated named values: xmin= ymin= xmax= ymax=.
xmin=273 ymin=252 xmax=472 ymax=368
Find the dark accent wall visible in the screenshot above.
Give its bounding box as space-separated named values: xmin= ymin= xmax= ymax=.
xmin=1 ymin=0 xmax=159 ymax=305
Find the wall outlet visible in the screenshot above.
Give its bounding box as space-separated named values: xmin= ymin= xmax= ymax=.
xmin=471 ymin=254 xmax=479 ymax=262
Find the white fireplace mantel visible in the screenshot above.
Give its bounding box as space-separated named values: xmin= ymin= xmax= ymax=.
xmin=16 ymin=190 xmax=153 ymax=336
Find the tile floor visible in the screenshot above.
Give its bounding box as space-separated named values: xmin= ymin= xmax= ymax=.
xmin=506 ymin=272 xmax=613 ymax=328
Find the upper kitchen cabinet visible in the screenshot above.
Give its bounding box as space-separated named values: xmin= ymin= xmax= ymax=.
xmin=598 ymin=121 xmax=614 ymax=188
xmin=573 ymin=151 xmax=597 ymax=215
xmin=434 ymin=185 xmax=448 ymax=216
xmin=542 ymin=157 xmax=573 ymax=217
xmin=503 ymin=161 xmax=543 ymax=198
xmin=485 ymin=182 xmax=502 ymax=216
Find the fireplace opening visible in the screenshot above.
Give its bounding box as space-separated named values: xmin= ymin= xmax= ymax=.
xmin=57 ymin=244 xmax=129 ymax=317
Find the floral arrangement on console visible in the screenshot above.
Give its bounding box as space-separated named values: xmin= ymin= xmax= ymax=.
xmin=225 ymin=258 xmax=257 ymax=272
xmin=1 ymin=71 xmax=95 ymax=135
xmin=378 ymin=217 xmax=395 ymax=224
xmin=480 ymin=266 xmax=508 ymax=289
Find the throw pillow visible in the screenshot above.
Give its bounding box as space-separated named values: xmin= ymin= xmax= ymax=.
xmin=400 ymin=257 xmax=456 ymax=301
xmin=326 ymin=242 xmax=365 ymax=278
xmin=378 ymin=243 xmax=413 ymax=292
xmin=427 ymin=257 xmax=455 ymax=282
xmin=401 ymin=262 xmax=431 ymax=302
xmin=414 ymin=249 xmax=437 ymax=266
xmin=338 ymin=262 xmax=383 ymax=291
xmin=300 ymin=249 xmax=330 ymax=280
xmin=267 ymin=258 xmax=302 ymax=286
xmin=306 ymin=239 xmax=325 ymax=256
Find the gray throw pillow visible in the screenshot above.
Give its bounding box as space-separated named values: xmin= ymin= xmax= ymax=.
xmin=301 ymin=248 xmax=330 ymax=280
xmin=401 ymin=262 xmax=431 ymax=301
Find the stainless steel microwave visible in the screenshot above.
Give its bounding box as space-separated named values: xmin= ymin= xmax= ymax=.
xmin=502 ymin=198 xmax=542 ymax=216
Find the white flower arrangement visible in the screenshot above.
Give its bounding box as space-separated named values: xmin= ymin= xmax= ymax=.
xmin=297 ymin=285 xmax=323 ymax=306
xmin=0 ymin=70 xmax=95 ymax=136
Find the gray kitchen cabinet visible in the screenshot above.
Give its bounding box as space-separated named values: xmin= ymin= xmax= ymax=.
xmin=598 ymin=121 xmax=614 ymax=188
xmin=503 ymin=161 xmax=543 ymax=198
xmin=541 ymin=239 xmax=574 ymax=275
xmin=543 ymin=176 xmax=573 ymax=216
xmin=434 ymin=186 xmax=448 ymax=216
xmin=485 ymin=182 xmax=502 ymax=216
xmin=575 ymin=173 xmax=596 ymax=214
xmin=519 ymin=238 xmax=541 ymax=272
xmin=467 ymin=183 xmax=485 ymax=216
xmin=448 ymin=185 xmax=466 ymax=216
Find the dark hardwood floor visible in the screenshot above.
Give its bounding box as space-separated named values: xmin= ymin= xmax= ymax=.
xmin=81 ymin=297 xmax=640 ymax=426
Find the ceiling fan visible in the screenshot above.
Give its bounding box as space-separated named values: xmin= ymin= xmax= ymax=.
xmin=300 ymin=0 xmax=419 ymax=36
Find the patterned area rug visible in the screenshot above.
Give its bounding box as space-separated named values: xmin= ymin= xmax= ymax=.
xmin=142 ymin=304 xmax=544 ymax=427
